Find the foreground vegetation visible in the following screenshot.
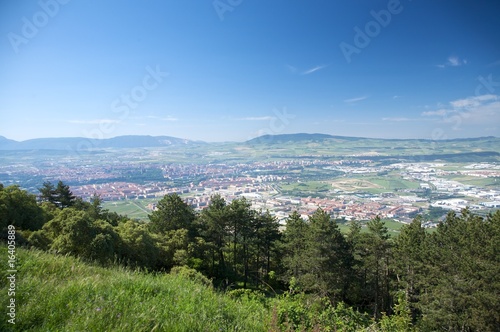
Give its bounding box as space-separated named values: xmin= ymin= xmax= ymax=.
xmin=1 ymin=182 xmax=499 ymax=331
xmin=0 ymin=246 xmax=432 ymax=331
xmin=0 ymin=247 xmax=270 ymax=331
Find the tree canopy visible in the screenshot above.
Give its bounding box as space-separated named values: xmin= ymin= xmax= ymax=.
xmin=1 ymin=182 xmax=499 ymax=331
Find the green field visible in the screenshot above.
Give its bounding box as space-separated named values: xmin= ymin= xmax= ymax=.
xmin=330 ymin=175 xmax=419 ymax=195
xmin=366 ymin=176 xmax=420 ymax=192
xmin=337 ymin=218 xmax=405 ymax=236
xmin=103 ymin=199 xmax=157 ymax=220
xmin=280 ymin=181 xmax=331 ymax=194
xmin=443 ymin=175 xmax=499 ymax=187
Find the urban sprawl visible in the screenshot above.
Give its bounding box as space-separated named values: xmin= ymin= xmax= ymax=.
xmin=47 ymin=159 xmax=500 ymax=227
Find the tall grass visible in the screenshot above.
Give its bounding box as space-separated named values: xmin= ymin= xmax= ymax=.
xmin=0 ymin=246 xmax=270 ymax=331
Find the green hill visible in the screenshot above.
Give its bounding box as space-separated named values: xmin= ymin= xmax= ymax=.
xmin=0 ymin=246 xmax=269 ymax=331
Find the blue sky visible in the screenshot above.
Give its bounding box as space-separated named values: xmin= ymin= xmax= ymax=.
xmin=1 ymin=0 xmax=499 ymax=142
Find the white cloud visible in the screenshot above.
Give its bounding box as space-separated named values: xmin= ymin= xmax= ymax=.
xmin=285 ymin=64 xmax=328 ymax=75
xmin=239 ymin=116 xmax=275 ymax=121
xmin=68 ymin=119 xmax=120 ymax=124
xmin=421 ymin=95 xmax=500 ymax=130
xmin=447 ymin=56 xmax=461 ymax=66
xmin=382 ymin=117 xmax=413 ymax=122
xmin=437 ymin=55 xmax=467 ymax=68
xmin=344 ymin=96 xmax=368 ymax=103
xmin=450 ymin=94 xmax=497 ymax=109
xmin=147 ymin=115 xmax=178 ymax=121
xmin=301 ymin=65 xmax=328 ymax=75
xmin=421 ymin=109 xmax=449 ymax=117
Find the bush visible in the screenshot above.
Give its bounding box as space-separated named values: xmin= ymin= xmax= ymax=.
xmin=170 ymin=265 xmax=213 ymax=288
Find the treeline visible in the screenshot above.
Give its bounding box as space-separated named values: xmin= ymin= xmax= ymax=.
xmin=1 ymin=181 xmax=499 ymax=331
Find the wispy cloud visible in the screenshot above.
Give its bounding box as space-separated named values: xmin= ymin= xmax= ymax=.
xmin=301 ymin=65 xmax=328 ymax=75
xmin=450 ymin=94 xmax=497 ymax=109
xmin=421 ymin=94 xmax=500 ymax=129
xmin=437 ymin=55 xmax=467 ymax=68
xmin=487 ymin=59 xmax=500 ymax=67
xmin=421 ymin=109 xmax=448 ymax=117
xmin=239 ymin=116 xmax=275 ymax=121
xmin=382 ymin=117 xmax=414 ymax=122
xmin=285 ymin=64 xmax=328 ymax=75
xmin=146 ymin=115 xmax=178 ymax=121
xmin=285 ymin=64 xmax=298 ymax=74
xmin=68 ymin=119 xmax=120 ymax=124
xmin=344 ymin=96 xmax=368 ymax=103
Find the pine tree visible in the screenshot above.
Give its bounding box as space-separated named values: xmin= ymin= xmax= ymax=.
xmin=55 ymin=181 xmax=76 ymax=208
xmin=148 ymin=193 xmax=196 ymax=234
xmin=253 ymin=210 xmax=281 ymax=283
xmin=282 ymin=209 xmax=352 ymax=300
xmin=419 ymin=209 xmax=500 ymax=331
xmin=305 ymin=208 xmax=352 ymax=300
xmin=227 ymin=198 xmax=254 ymax=286
xmin=198 ymin=194 xmax=230 ymax=280
xmin=39 ymin=181 xmax=76 ymax=209
xmin=364 ymin=216 xmax=392 ymax=319
xmin=393 ymin=216 xmax=427 ymax=323
xmin=281 ymin=211 xmax=308 ymax=289
xmin=39 ymin=181 xmax=58 ymax=205
xmin=345 ymin=219 xmax=365 ymax=306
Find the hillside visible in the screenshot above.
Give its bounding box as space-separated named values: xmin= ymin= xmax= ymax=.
xmin=242 ymin=133 xmax=500 ymax=161
xmin=1 ymin=133 xmax=499 ymax=152
xmin=1 ymin=183 xmax=498 ymax=331
xmin=0 ymin=246 xmax=269 ymax=331
xmin=245 ymin=133 xmax=356 ymax=144
xmin=245 ymin=133 xmax=499 ymax=144
xmin=0 ymin=135 xmax=202 ymax=151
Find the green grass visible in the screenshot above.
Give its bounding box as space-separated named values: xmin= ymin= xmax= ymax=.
xmin=280 ymin=181 xmax=331 ymax=193
xmin=442 ymin=175 xmax=499 ymax=188
xmin=337 ymin=219 xmax=405 ymax=236
xmin=366 ymin=177 xmax=419 ymax=191
xmin=382 ymin=219 xmax=405 ymax=233
xmin=103 ymin=199 xmax=158 ymax=220
xmin=0 ymin=246 xmax=270 ymax=331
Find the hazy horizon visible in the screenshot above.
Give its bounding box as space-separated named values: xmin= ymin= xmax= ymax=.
xmin=1 ymin=1 xmax=499 ymax=142
xmin=1 ymin=132 xmax=499 ymax=144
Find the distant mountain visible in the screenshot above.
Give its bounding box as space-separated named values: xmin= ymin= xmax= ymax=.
xmin=245 ymin=133 xmax=366 ymax=144
xmin=245 ymin=133 xmax=499 ymax=144
xmin=1 ymin=133 xmax=498 ymax=151
xmin=0 ymin=135 xmax=203 ymax=151
xmin=0 ymin=136 xmax=19 ymax=150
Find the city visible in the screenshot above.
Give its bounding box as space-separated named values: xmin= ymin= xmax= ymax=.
xmin=2 ymin=141 xmax=499 ymax=227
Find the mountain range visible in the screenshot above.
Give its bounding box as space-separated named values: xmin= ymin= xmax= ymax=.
xmin=0 ymin=135 xmax=199 ymax=151
xmin=0 ymin=133 xmax=498 ymax=150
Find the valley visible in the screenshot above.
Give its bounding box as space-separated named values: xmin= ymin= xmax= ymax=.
xmin=1 ymin=134 xmax=499 ymax=228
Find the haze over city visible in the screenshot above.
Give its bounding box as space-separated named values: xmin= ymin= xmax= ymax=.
xmin=1 ymin=0 xmax=499 ymax=142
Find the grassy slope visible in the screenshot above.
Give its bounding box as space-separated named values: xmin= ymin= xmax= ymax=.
xmin=337 ymin=219 xmax=404 ymax=236
xmin=0 ymin=246 xmax=269 ymax=332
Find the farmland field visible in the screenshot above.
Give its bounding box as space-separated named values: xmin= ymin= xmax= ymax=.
xmin=103 ymin=199 xmax=156 ymax=220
